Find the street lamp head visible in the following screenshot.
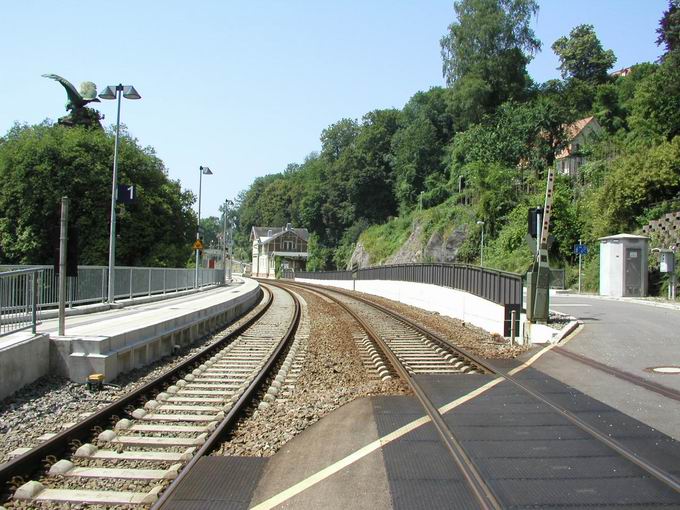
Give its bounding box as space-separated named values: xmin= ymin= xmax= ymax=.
xmin=123 ymin=85 xmax=141 ymax=100
xmin=98 ymin=86 xmax=117 ymax=100
xmin=477 ymin=220 xmax=485 ymax=226
xmin=99 ymin=84 xmax=141 ymax=100
xmin=200 ymin=166 xmax=213 ymax=175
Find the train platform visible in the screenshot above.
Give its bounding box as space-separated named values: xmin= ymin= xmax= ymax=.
xmin=0 ymin=278 xmax=261 ymax=398
xmin=159 ymin=347 xmax=680 ymax=509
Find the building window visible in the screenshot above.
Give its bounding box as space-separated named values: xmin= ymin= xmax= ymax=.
xmin=283 ymin=240 xmax=295 ymax=251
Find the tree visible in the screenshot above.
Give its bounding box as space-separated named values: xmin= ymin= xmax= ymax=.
xmin=0 ymin=123 xmax=195 ymax=267
xmin=551 ymin=24 xmax=616 ymax=84
xmin=657 ymin=0 xmax=680 ymax=57
xmin=440 ymin=0 xmax=540 ymax=117
xmin=629 ymin=58 xmax=680 ymax=141
xmin=320 ymin=119 xmax=359 ymax=162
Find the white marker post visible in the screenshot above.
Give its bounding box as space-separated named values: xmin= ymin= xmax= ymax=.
xmin=578 ymin=238 xmax=582 ymax=294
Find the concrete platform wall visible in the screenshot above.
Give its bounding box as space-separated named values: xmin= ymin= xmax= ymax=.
xmin=0 ymin=333 xmax=49 ymax=400
xmin=296 ymin=279 xmax=512 ymax=337
xmin=51 ymin=282 xmax=262 ymax=382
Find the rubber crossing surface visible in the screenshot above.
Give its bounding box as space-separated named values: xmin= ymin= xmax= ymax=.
xmin=160 ymin=456 xmax=267 ymax=510
xmin=415 ymin=372 xmax=680 ymax=508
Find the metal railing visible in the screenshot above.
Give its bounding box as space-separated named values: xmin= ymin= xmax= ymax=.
xmin=287 ymin=263 xmax=523 ymax=308
xmin=0 ymin=268 xmax=42 ymax=336
xmin=0 ymin=265 xmax=224 ymax=337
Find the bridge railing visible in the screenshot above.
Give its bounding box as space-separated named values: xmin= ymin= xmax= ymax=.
xmin=286 ymin=263 xmax=523 ymax=308
xmin=0 ymin=265 xmax=224 ymax=336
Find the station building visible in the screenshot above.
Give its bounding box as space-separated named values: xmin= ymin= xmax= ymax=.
xmin=251 ymin=223 xmax=309 ymax=278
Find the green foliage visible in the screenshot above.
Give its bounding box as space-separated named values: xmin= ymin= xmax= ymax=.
xmin=552 ymin=24 xmax=616 ymax=84
xmin=306 ymin=233 xmax=333 ymax=271
xmin=629 ymin=55 xmax=680 ymax=141
xmin=440 ymin=0 xmax=540 ymax=123
xmin=199 ymin=216 xmax=222 ymax=249
xmin=657 ymin=0 xmax=680 ymax=56
xmin=229 ymin=13 xmax=680 ymax=299
xmin=584 ymin=137 xmax=680 ymax=237
xmin=0 ymin=123 xmax=194 ymax=266
xmin=358 ymin=214 xmax=414 ymax=264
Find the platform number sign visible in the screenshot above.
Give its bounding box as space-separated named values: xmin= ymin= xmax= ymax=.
xmin=573 ymin=243 xmax=588 ymax=255
xmin=117 ymin=184 xmax=135 ymax=204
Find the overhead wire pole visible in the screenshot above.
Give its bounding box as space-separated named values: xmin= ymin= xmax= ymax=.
xmin=195 ymin=166 xmax=213 ymax=288
xmin=58 ymin=197 xmax=69 ymax=336
xmin=222 ymin=200 xmax=228 ymax=285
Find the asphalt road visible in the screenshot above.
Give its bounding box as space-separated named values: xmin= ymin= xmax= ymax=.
xmin=550 ymin=294 xmax=680 ymax=392
xmin=531 ymin=294 xmax=680 ymax=439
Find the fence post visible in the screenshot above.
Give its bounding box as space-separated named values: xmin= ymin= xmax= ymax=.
xmin=31 ymin=271 xmax=38 ymax=334
xmin=510 ymin=310 xmax=517 ymax=345
xmin=129 ymin=268 xmax=133 ymax=299
xmin=102 ymin=268 xmax=107 ymax=302
xmin=148 ymin=268 xmax=152 ymax=296
xmin=163 ymin=269 xmax=167 ymax=295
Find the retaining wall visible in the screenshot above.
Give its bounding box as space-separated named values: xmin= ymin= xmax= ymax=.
xmin=297 ymin=278 xmax=523 ymax=338
xmin=0 ymin=333 xmax=50 ymax=400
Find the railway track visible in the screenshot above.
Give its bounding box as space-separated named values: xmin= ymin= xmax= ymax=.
xmin=278 ymin=280 xmax=680 ymax=508
xmin=1 ymin=283 xmax=300 ymax=508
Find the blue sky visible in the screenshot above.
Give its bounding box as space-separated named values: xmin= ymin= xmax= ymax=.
xmin=1 ymin=1 xmax=667 ymax=218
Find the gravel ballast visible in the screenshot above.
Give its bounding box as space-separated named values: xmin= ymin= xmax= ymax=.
xmin=216 ymin=289 xmax=409 ymax=457
xmin=0 ymin=295 xmax=269 ymax=466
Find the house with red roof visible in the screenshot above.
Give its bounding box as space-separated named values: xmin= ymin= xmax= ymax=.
xmin=555 ymin=116 xmax=602 ymax=177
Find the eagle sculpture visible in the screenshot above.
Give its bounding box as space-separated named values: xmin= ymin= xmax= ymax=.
xmin=42 ymin=73 xmax=103 ymax=128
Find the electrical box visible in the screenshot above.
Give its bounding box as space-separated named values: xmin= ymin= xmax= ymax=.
xmin=599 ymin=234 xmax=649 ymax=297
xmin=660 ymin=251 xmax=675 ymax=273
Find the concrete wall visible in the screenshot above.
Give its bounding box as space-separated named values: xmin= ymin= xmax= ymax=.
xmin=297 ymin=278 xmax=512 ymax=337
xmin=51 ymin=281 xmax=262 ymax=383
xmin=0 ymin=333 xmax=49 ymax=400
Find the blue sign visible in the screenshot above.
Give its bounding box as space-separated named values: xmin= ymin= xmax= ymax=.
xmin=574 ymin=243 xmax=588 ymax=255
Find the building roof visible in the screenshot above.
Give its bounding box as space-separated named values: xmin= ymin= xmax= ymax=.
xmin=251 ymin=225 xmax=309 ymax=243
xmin=555 ymin=116 xmax=602 ymax=160
xmin=599 ymin=233 xmax=650 ymax=241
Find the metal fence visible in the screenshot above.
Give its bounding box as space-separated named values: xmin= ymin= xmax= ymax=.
xmin=0 ymin=268 xmax=42 ymax=336
xmin=0 ymin=265 xmax=224 ymax=337
xmin=287 ymin=263 xmax=523 ymax=308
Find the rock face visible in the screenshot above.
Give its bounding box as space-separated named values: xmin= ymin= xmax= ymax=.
xmin=385 ymin=221 xmax=425 ymax=265
xmin=347 ymin=241 xmax=372 ymax=269
xmin=424 ymin=225 xmax=468 ymax=263
xmin=348 ymin=221 xmax=469 ymax=268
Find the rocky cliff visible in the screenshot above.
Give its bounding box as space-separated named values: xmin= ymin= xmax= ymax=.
xmin=348 ymin=220 xmax=469 ymax=268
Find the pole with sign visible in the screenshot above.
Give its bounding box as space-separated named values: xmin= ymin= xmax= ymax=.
xmin=574 ymin=240 xmax=588 ymax=293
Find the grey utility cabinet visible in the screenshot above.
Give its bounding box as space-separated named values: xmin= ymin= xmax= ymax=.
xmin=599 ymin=234 xmax=649 ymax=297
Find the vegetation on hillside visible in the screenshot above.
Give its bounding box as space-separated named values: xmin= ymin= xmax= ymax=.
xmin=234 ymin=0 xmax=680 ymax=292
xmin=0 ymin=124 xmax=196 ymax=267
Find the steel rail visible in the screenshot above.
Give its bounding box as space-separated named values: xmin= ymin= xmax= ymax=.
xmin=273 ymin=280 xmax=500 ymax=510
xmin=153 ymin=283 xmax=301 ymax=509
xmin=553 ymin=345 xmax=680 ymax=402
xmin=287 ymin=280 xmax=680 ymax=495
xmin=0 ymin=286 xmax=268 ymax=499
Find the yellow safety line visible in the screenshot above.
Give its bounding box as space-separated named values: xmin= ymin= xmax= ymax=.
xmin=250 ymin=342 xmax=556 ymax=510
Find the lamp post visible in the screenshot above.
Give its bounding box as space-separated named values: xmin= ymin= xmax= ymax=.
xmin=477 ymin=220 xmax=485 ymax=268
xmin=222 ymin=199 xmax=233 ymax=284
xmin=196 ymin=166 xmax=213 ymax=288
xmin=99 ymin=84 xmax=141 ymax=303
